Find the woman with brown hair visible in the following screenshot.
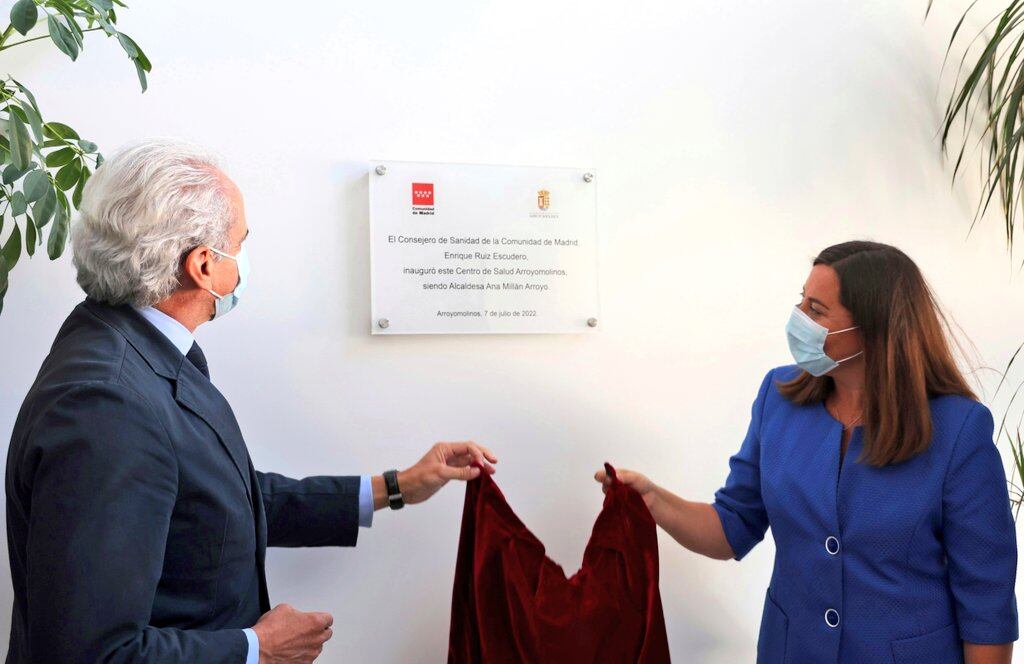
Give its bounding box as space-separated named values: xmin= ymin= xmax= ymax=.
xmin=598 ymin=241 xmax=1018 ymax=663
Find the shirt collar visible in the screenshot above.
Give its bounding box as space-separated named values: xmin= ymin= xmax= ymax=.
xmin=133 ymin=306 xmax=195 ymax=356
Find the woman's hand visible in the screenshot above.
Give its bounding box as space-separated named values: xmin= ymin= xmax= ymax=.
xmin=594 ymin=466 xmax=657 ymax=509
xmin=595 ymin=465 xmax=735 ymax=560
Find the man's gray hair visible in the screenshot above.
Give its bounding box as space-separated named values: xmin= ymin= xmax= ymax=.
xmin=71 ymin=138 xmax=234 ymax=307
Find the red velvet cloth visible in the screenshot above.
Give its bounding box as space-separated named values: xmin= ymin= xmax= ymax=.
xmin=448 ymin=464 xmax=671 ymax=663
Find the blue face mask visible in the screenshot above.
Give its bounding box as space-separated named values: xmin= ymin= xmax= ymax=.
xmin=786 ymin=305 xmax=862 ymax=376
xmin=206 ymin=244 xmax=249 ymax=320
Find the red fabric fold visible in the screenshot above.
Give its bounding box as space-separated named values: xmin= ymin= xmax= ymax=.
xmin=448 ymin=463 xmax=671 ymax=663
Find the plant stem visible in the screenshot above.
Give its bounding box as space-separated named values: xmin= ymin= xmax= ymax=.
xmin=0 ymin=25 xmax=15 ymax=50
xmin=0 ymin=26 xmax=102 ymax=52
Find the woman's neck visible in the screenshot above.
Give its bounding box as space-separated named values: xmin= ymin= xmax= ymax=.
xmin=828 ymin=369 xmax=866 ymax=413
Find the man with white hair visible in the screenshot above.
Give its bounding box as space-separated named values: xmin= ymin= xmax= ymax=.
xmin=5 ymin=139 xmax=498 ymax=663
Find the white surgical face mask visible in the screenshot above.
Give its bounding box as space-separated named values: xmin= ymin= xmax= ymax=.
xmin=206 ymin=244 xmax=249 ymax=320
xmin=786 ymin=305 xmax=863 ymax=376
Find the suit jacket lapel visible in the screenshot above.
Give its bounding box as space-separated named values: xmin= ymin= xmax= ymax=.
xmin=174 ymin=365 xmax=254 ymax=502
xmin=83 ymin=298 xmax=254 ymax=503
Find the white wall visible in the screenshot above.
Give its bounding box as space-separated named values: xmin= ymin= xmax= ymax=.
xmin=1 ymin=1 xmax=1023 ymax=661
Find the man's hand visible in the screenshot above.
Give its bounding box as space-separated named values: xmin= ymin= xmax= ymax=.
xmin=252 ymin=603 xmax=333 ymax=663
xmin=376 ymin=442 xmax=498 ymax=508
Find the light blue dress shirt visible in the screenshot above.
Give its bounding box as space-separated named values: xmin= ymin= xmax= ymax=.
xmin=134 ymin=306 xmax=374 ymax=664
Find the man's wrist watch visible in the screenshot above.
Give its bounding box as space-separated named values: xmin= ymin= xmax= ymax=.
xmin=383 ymin=469 xmax=404 ymax=510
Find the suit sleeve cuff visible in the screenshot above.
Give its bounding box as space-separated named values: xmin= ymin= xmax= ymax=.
xmin=711 ymin=501 xmax=758 ymax=561
xmin=359 ymin=475 xmax=374 ymax=528
xmin=243 ymin=627 xmax=259 ymax=664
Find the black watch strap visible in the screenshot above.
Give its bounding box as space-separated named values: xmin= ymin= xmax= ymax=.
xmin=383 ymin=469 xmax=404 ymax=510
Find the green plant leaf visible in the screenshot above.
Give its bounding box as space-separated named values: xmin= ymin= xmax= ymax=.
xmin=50 ymin=0 xmax=75 ymax=22
xmin=17 ymin=100 xmax=44 ymax=145
xmin=117 ymin=33 xmax=151 ymax=92
xmin=86 ymin=0 xmax=114 ymax=12
xmin=10 ymin=191 xmax=26 ymax=216
xmin=47 ymin=200 xmax=69 ymax=259
xmin=95 ymin=12 xmax=116 ymax=36
xmin=64 ymin=16 xmax=85 ymax=49
xmin=23 ymin=169 xmax=49 ymax=202
xmin=73 ymin=166 xmax=89 ymax=208
xmin=133 ymin=58 xmax=147 ymax=92
xmin=47 ymin=15 xmax=79 ymax=61
xmin=10 ymin=0 xmax=38 ymax=36
xmin=8 ymin=112 xmax=31 ymax=170
xmin=54 ymin=160 xmax=81 ymax=191
xmin=32 ymin=185 xmax=55 ymax=228
xmin=0 ymin=256 xmax=8 ymax=295
xmin=11 ymin=79 xmax=42 ymax=122
xmin=43 ymin=122 xmax=79 ymax=140
xmin=7 ymin=104 xmax=28 ymax=124
xmin=45 ymin=147 xmax=76 ymax=168
xmin=116 ymin=32 xmax=137 ymax=57
xmin=77 ymin=140 xmax=97 ymax=154
xmin=122 ymin=34 xmax=150 ymax=71
xmin=2 ymin=163 xmax=28 ymax=185
xmin=2 ymin=222 xmax=21 ymax=271
xmin=25 ymin=215 xmax=35 ymax=257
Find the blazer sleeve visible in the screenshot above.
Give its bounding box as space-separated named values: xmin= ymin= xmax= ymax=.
xmin=942 ymin=402 xmax=1019 ymax=645
xmin=256 ymin=470 xmax=361 ymax=547
xmin=20 ymin=382 xmax=248 ymax=663
xmin=711 ymin=368 xmax=775 ymax=561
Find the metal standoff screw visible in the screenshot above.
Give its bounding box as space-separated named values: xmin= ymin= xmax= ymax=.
xmin=583 ymin=172 xmax=594 ymax=183
xmin=375 ymin=165 xmax=388 ymax=176
xmin=377 ymin=318 xmax=390 ymax=329
xmin=587 ymin=317 xmax=598 ymax=328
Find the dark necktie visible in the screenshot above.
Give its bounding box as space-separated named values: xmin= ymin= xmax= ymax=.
xmin=186 ymin=341 xmax=210 ymax=379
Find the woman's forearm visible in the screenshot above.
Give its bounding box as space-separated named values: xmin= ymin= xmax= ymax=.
xmin=964 ymin=642 xmax=1012 ymax=664
xmin=646 ymin=484 xmax=735 ymax=560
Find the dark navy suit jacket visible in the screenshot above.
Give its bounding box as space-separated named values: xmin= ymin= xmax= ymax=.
xmin=5 ymin=299 xmax=361 ymax=662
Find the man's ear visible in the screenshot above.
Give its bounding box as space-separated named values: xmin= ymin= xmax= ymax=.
xmin=181 ymin=246 xmax=215 ymax=291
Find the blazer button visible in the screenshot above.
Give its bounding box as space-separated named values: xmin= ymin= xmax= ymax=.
xmin=824 ymin=608 xmax=840 ymax=628
xmin=825 ymin=536 xmax=840 ymax=555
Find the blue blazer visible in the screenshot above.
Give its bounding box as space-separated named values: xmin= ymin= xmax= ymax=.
xmin=5 ymin=299 xmax=361 ymax=663
xmin=712 ymin=365 xmax=1019 ymax=663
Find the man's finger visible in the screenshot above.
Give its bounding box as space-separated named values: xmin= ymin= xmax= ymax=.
xmin=442 ymin=441 xmax=497 ymax=464
xmin=309 ymin=612 xmax=333 ymax=629
xmin=477 ymin=444 xmax=498 ymax=463
xmin=594 ymin=469 xmax=608 ymax=483
xmin=446 ymin=453 xmax=474 ymax=468
xmin=441 ymin=441 xmax=474 ymax=455
xmin=441 ymin=464 xmax=481 ymax=481
xmin=465 ymin=442 xmax=498 ymax=465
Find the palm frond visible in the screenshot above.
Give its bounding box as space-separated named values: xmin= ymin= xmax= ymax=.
xmin=939 ymin=0 xmax=1024 ymax=249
